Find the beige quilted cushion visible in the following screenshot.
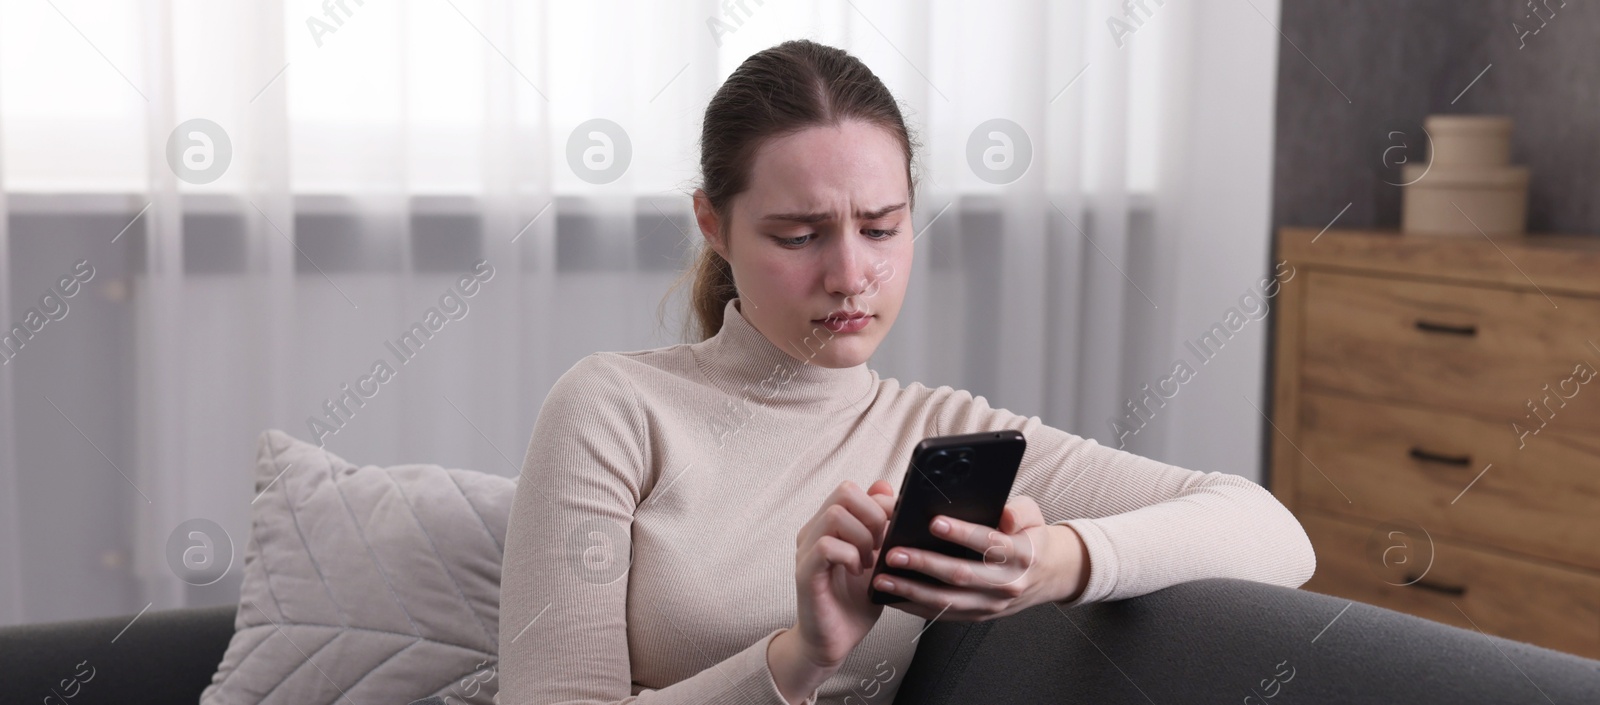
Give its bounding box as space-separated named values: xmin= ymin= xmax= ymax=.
xmin=201 ymin=429 xmax=516 ymax=704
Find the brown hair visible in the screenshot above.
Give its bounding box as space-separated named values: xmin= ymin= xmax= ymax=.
xmin=664 ymin=39 xmax=920 ymax=342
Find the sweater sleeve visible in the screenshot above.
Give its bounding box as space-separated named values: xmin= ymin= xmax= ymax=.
xmin=931 ymin=387 xmax=1316 ymax=609
xmin=498 ymin=354 xmax=818 ymax=705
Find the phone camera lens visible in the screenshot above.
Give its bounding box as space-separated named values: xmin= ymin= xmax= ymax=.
xmin=952 ymin=456 xmax=972 ymax=480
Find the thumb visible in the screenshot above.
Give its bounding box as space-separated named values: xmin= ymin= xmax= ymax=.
xmin=867 ymin=480 xmax=896 ymax=514
xmin=999 ymin=495 xmax=1045 ymax=534
xmin=867 ymin=480 xmax=897 ymax=539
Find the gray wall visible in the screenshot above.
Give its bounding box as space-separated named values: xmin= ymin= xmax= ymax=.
xmin=1271 ymin=0 xmax=1600 ymax=235
xmin=1263 ymin=0 xmax=1598 ymax=489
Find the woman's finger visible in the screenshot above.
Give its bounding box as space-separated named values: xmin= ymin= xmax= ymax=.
xmin=891 ymin=540 xmax=1033 ymax=590
xmin=873 ymin=571 xmax=980 ymax=615
xmin=820 ymin=504 xmax=877 ymax=573
xmin=830 ymin=480 xmax=892 ymax=539
xmin=866 ymin=481 xmax=896 ymax=533
xmin=866 ymin=479 xmax=896 ymax=497
xmin=883 ymin=546 xmax=989 ymax=590
xmin=810 ymin=534 xmax=867 ymax=576
xmin=927 ymin=514 xmax=1012 ymax=556
xmin=998 ymin=495 xmax=1045 ymax=534
xmin=870 ymin=497 xmax=895 ymax=540
xmin=799 ymin=481 xmax=891 ymax=570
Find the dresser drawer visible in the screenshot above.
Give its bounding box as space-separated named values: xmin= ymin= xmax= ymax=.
xmin=1301 ymin=270 xmax=1600 ymax=432
xmin=1298 ymin=511 xmax=1600 ymax=659
xmin=1296 ymin=391 xmax=1600 ymax=570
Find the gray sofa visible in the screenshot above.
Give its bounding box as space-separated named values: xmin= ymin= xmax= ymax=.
xmin=3 ymin=578 xmax=1596 ymax=704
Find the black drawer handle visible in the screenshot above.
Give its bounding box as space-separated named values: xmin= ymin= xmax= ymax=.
xmin=1415 ymin=320 xmax=1477 ymax=336
xmin=1408 ymin=447 xmax=1472 ymax=467
xmin=1404 ymin=575 xmax=1467 ymax=596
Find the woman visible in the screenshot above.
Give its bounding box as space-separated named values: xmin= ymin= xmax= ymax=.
xmin=498 ymin=39 xmax=1315 ymax=705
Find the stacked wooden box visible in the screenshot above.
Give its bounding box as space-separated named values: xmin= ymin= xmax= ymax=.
xmin=1401 ymin=115 xmax=1530 ymax=236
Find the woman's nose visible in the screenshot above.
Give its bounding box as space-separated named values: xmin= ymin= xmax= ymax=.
xmin=822 ymin=238 xmax=872 ymax=298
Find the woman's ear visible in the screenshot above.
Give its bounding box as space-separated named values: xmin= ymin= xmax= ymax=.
xmin=692 ymin=190 xmax=726 ymax=258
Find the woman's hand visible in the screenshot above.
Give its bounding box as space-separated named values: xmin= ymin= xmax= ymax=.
xmin=787 ymin=479 xmax=897 ymax=667
xmin=869 ymin=495 xmax=1090 ymax=622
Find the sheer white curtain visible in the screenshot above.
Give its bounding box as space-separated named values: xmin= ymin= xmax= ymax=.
xmin=0 ymin=0 xmax=1281 ymax=625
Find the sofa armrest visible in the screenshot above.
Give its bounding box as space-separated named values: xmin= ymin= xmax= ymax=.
xmin=894 ymin=578 xmax=1600 ymax=704
xmin=0 ymin=604 xmax=236 ymax=704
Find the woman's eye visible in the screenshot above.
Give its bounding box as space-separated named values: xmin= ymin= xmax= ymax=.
xmin=775 ymin=228 xmax=899 ymax=248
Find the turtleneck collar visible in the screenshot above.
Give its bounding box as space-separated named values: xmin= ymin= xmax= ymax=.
xmin=691 ymin=297 xmax=877 ymax=410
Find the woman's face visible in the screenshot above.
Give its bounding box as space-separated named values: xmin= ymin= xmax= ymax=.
xmin=694 ymin=119 xmax=913 ymax=369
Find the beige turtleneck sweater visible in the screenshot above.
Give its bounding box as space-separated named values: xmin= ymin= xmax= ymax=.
xmin=498 ymin=297 xmax=1316 ymax=705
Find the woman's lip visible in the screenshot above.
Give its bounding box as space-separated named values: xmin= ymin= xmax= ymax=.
xmin=813 ymin=314 xmax=873 ymax=333
xmin=813 ymin=314 xmax=873 ymax=322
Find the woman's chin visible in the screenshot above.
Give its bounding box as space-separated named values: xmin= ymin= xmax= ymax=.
xmin=804 ymin=340 xmax=876 ymax=368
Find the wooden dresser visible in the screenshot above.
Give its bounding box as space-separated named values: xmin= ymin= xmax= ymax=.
xmin=1270 ymin=226 xmax=1600 ymax=659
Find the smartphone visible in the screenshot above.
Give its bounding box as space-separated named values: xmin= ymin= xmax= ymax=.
xmin=868 ymin=430 xmax=1026 ymax=605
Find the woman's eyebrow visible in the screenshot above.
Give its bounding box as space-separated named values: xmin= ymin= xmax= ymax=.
xmin=760 ymin=202 xmax=906 ymax=224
